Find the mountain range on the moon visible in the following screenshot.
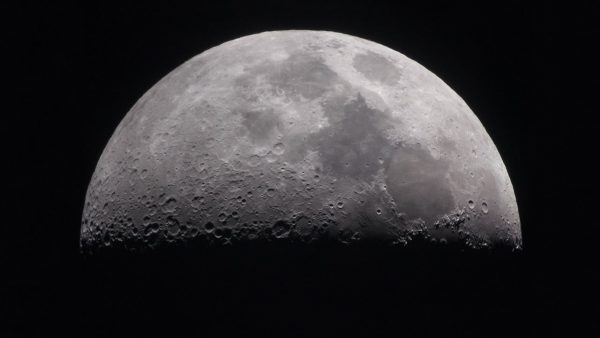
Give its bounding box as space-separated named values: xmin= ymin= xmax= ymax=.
xmin=80 ymin=30 xmax=522 ymax=252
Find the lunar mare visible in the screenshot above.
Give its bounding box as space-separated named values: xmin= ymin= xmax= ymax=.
xmin=81 ymin=30 xmax=522 ymax=251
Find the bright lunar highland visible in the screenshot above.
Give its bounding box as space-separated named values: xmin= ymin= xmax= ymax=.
xmin=81 ymin=30 xmax=522 ymax=251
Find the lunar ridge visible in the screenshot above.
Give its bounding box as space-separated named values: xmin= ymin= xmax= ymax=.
xmin=81 ymin=30 xmax=522 ymax=253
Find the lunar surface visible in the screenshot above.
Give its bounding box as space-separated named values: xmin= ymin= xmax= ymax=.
xmin=81 ymin=30 xmax=521 ymax=252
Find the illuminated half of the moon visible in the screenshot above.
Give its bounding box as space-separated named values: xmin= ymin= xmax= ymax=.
xmin=81 ymin=30 xmax=521 ymax=252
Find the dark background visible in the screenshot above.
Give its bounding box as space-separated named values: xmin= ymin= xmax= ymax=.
xmin=6 ymin=1 xmax=598 ymax=337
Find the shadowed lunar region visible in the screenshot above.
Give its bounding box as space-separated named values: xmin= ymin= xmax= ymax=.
xmin=81 ymin=30 xmax=522 ymax=252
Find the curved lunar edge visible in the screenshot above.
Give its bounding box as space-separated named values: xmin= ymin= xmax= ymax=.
xmin=81 ymin=30 xmax=522 ymax=254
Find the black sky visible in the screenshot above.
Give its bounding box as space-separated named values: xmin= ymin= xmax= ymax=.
xmin=6 ymin=1 xmax=598 ymax=337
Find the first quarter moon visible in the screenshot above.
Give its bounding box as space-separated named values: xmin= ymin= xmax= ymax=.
xmin=81 ymin=30 xmax=522 ymax=252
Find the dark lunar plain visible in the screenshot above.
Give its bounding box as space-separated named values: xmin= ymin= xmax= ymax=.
xmin=5 ymin=1 xmax=598 ymax=337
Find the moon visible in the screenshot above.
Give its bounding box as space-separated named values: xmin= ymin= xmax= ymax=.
xmin=81 ymin=30 xmax=522 ymax=252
